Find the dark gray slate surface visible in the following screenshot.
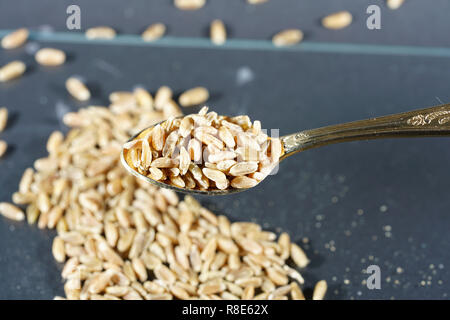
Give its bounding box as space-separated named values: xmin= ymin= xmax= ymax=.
xmin=0 ymin=0 xmax=450 ymax=47
xmin=0 ymin=1 xmax=449 ymax=300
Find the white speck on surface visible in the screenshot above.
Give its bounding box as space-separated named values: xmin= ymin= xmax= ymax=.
xmin=124 ymin=7 xmax=135 ymax=19
xmin=132 ymin=84 xmax=147 ymax=91
xmin=93 ymin=59 xmax=122 ymax=78
xmin=236 ymin=66 xmax=254 ymax=86
xmin=70 ymin=74 xmax=87 ymax=82
xmin=55 ymin=101 xmax=71 ymax=123
xmin=38 ymin=25 xmax=54 ymax=33
xmin=39 ymin=96 xmax=48 ymax=105
xmin=380 ymin=205 xmax=388 ymax=212
xmin=25 ymin=42 xmax=40 ymax=55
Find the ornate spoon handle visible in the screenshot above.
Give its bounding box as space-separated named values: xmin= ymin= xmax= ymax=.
xmin=281 ymin=103 xmax=450 ymax=158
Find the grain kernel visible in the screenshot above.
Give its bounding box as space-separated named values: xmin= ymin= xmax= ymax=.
xmin=142 ymin=23 xmax=166 ymax=41
xmin=290 ymin=243 xmax=310 ymax=268
xmin=66 ymin=77 xmax=91 ymax=101
xmin=1 ymin=28 xmax=28 ymax=49
xmin=0 ymin=61 xmax=26 ymax=82
xmin=0 ymin=107 xmax=7 ymax=132
xmin=230 ymin=176 xmax=258 ymax=189
xmin=322 ymin=11 xmax=353 ymax=30
xmin=174 ymin=0 xmax=205 ymax=10
xmin=210 ymin=20 xmax=226 ymax=45
xmin=85 ymin=26 xmax=116 ymax=39
xmin=52 ymin=237 xmax=66 ymax=263
xmin=312 ymin=280 xmax=327 ymax=300
xmin=35 ymin=48 xmax=66 ymax=66
xmin=387 ymin=0 xmax=404 ymax=10
xmin=0 ymin=202 xmax=24 ymax=221
xmin=178 ymin=87 xmax=210 ymax=107
xmin=272 ymin=29 xmax=303 ymax=47
xmin=0 ymin=140 xmax=7 ymax=158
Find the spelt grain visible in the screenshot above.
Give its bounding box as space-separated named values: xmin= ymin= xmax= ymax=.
xmin=272 ymin=29 xmax=303 ymax=47
xmin=210 ymin=20 xmax=226 ymax=45
xmin=290 ymin=243 xmax=310 ymax=268
xmin=52 ymin=237 xmax=66 ymax=262
xmin=230 ymin=176 xmax=258 ymax=189
xmin=142 ymin=23 xmax=166 ymax=41
xmin=179 ymin=87 xmax=210 ymax=107
xmin=0 ymin=140 xmax=7 ymax=158
xmin=322 ymin=11 xmax=353 ymax=30
xmin=0 ymin=107 xmax=8 ymax=132
xmin=85 ymin=26 xmax=116 ymax=39
xmin=266 ymin=267 xmax=288 ymax=286
xmin=35 ymin=48 xmax=66 ymax=66
xmin=155 ymin=86 xmax=172 ymax=111
xmin=66 ymin=77 xmax=91 ymax=101
xmin=134 ymin=88 xmax=154 ymax=110
xmin=174 ymin=0 xmax=205 ymax=10
xmin=1 ymin=28 xmax=29 ymax=49
xmin=387 ymin=0 xmax=404 ymax=10
xmin=0 ymin=61 xmax=26 ymax=82
xmin=312 ymin=280 xmax=327 ymax=300
xmin=0 ymin=202 xmax=24 ymax=221
xmin=290 ymin=282 xmax=305 ymax=300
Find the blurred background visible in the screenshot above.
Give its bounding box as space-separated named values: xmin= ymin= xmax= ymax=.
xmin=0 ymin=0 xmax=449 ymax=299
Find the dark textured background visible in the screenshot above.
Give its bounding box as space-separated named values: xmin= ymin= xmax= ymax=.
xmin=0 ymin=0 xmax=449 ymax=300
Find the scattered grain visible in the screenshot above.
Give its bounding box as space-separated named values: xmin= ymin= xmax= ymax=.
xmin=0 ymin=140 xmax=7 ymax=158
xmin=142 ymin=23 xmax=166 ymax=41
xmin=35 ymin=48 xmax=66 ymax=66
xmin=66 ymin=77 xmax=91 ymax=101
xmin=210 ymin=20 xmax=226 ymax=45
xmin=312 ymin=280 xmax=327 ymax=300
xmin=0 ymin=107 xmax=7 ymax=132
xmin=174 ymin=0 xmax=205 ymax=10
xmin=387 ymin=0 xmax=404 ymax=10
xmin=1 ymin=28 xmax=28 ymax=49
xmin=322 ymin=11 xmax=353 ymax=30
xmin=0 ymin=202 xmax=24 ymax=221
xmin=272 ymin=29 xmax=303 ymax=47
xmin=0 ymin=61 xmax=26 ymax=82
xmin=85 ymin=26 xmax=116 ymax=39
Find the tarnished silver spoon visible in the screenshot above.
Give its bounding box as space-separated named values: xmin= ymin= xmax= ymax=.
xmin=121 ymin=103 xmax=450 ymax=195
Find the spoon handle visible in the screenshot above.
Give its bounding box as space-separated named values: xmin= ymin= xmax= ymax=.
xmin=281 ymin=103 xmax=450 ymax=158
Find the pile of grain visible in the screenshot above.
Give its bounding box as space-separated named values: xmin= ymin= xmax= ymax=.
xmin=0 ymin=86 xmax=326 ymax=300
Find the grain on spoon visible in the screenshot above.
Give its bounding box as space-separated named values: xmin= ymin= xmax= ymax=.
xmin=123 ymin=106 xmax=283 ymax=191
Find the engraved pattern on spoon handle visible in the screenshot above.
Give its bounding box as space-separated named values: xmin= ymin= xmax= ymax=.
xmin=281 ymin=103 xmax=450 ymax=158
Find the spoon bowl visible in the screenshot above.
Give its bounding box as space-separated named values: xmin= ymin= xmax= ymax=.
xmin=120 ymin=120 xmax=253 ymax=195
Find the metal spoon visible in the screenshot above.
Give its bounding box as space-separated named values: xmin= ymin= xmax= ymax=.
xmin=121 ymin=103 xmax=450 ymax=195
